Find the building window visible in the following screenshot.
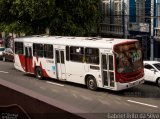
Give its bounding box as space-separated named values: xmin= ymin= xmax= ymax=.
xmin=136 ymin=0 xmax=145 ymax=23
xmin=158 ymin=5 xmax=160 ymax=26
xmin=156 ymin=29 xmax=160 ymax=37
xmin=113 ymin=0 xmax=122 ymax=24
xmin=102 ymin=0 xmax=110 ymax=23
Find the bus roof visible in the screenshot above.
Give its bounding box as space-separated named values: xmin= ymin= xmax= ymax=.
xmin=14 ymin=36 xmax=138 ymax=49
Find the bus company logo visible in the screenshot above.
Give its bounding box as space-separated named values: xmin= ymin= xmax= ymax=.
xmin=46 ymin=60 xmax=54 ymax=64
xmin=52 ymin=66 xmax=56 ymax=71
xmin=32 ymin=57 xmax=41 ymax=67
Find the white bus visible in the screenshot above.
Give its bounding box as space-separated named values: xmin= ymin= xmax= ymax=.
xmin=14 ymin=36 xmax=144 ymax=91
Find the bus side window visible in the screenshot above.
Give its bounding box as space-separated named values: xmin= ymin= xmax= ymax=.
xmin=15 ymin=42 xmax=24 ymax=54
xmin=85 ymin=48 xmax=99 ymax=64
xmin=44 ymin=44 xmax=53 ymax=59
xmin=33 ymin=43 xmax=44 ymax=57
xmin=70 ymin=46 xmax=84 ymax=63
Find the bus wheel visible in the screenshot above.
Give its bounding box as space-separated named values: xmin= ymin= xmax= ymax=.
xmin=156 ymin=78 xmax=160 ymax=87
xmin=86 ymin=76 xmax=97 ymax=91
xmin=35 ymin=67 xmax=43 ymax=80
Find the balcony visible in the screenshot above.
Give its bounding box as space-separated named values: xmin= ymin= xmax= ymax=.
xmin=99 ymin=23 xmax=123 ymax=36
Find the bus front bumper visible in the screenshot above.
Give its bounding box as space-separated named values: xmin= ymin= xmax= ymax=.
xmin=115 ymin=78 xmax=145 ymax=91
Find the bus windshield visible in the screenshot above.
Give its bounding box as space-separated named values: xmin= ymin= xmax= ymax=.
xmin=114 ymin=42 xmax=143 ymax=74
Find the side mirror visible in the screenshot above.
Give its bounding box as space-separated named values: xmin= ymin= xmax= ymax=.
xmin=150 ymin=68 xmax=157 ymax=73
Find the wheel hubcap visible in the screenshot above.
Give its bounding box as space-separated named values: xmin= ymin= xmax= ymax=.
xmin=89 ymin=80 xmax=95 ymax=89
xmin=37 ymin=70 xmax=41 ymax=78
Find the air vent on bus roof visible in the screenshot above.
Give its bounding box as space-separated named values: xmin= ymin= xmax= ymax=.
xmin=55 ymin=36 xmax=62 ymax=39
xmin=68 ymin=37 xmax=75 ymax=39
xmin=86 ymin=37 xmax=101 ymax=41
xmin=106 ymin=39 xmax=114 ymax=42
xmin=42 ymin=35 xmax=49 ymax=37
xmin=32 ymin=35 xmax=41 ymax=37
xmin=32 ymin=35 xmax=49 ymax=37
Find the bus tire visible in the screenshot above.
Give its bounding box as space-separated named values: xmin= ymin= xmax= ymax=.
xmin=35 ymin=67 xmax=43 ymax=80
xmin=156 ymin=78 xmax=160 ymax=87
xmin=86 ymin=76 xmax=97 ymax=91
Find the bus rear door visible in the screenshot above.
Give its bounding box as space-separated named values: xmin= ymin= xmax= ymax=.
xmin=24 ymin=46 xmax=33 ymax=73
xmin=55 ymin=49 xmax=66 ymax=80
xmin=101 ymin=54 xmax=115 ymax=88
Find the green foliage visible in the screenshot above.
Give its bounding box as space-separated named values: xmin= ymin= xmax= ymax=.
xmin=0 ymin=0 xmax=101 ymax=36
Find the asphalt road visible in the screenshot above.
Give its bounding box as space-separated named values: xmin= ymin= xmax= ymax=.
xmin=0 ymin=61 xmax=160 ymax=119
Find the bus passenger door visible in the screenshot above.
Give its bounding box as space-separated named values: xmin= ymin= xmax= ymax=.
xmin=101 ymin=54 xmax=115 ymax=88
xmin=55 ymin=50 xmax=66 ymax=80
xmin=25 ymin=47 xmax=33 ymax=73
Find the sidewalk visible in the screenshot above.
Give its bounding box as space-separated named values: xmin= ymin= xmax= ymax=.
xmin=0 ymin=79 xmax=85 ymax=119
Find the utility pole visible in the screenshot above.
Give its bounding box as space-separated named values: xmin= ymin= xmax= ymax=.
xmin=150 ymin=0 xmax=154 ymax=60
xmin=122 ymin=0 xmax=125 ymax=38
xmin=124 ymin=0 xmax=129 ymax=39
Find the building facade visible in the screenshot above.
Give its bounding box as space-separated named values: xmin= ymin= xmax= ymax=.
xmin=100 ymin=0 xmax=128 ymax=38
xmin=100 ymin=0 xmax=160 ymax=60
xmin=154 ymin=0 xmax=160 ymax=60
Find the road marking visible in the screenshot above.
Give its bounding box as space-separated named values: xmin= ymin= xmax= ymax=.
xmin=46 ymin=81 xmax=64 ymax=87
xmin=0 ymin=71 xmax=9 ymax=74
xmin=98 ymin=99 xmax=110 ymax=105
xmin=123 ymin=102 xmax=130 ymax=106
xmin=72 ymin=93 xmax=78 ymax=98
xmin=127 ymin=100 xmax=158 ymax=108
xmin=114 ymin=100 xmax=121 ymax=105
xmin=81 ymin=95 xmax=92 ymax=101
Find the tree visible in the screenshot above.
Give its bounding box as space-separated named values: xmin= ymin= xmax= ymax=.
xmin=50 ymin=0 xmax=101 ymax=36
xmin=0 ymin=0 xmax=101 ymax=36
